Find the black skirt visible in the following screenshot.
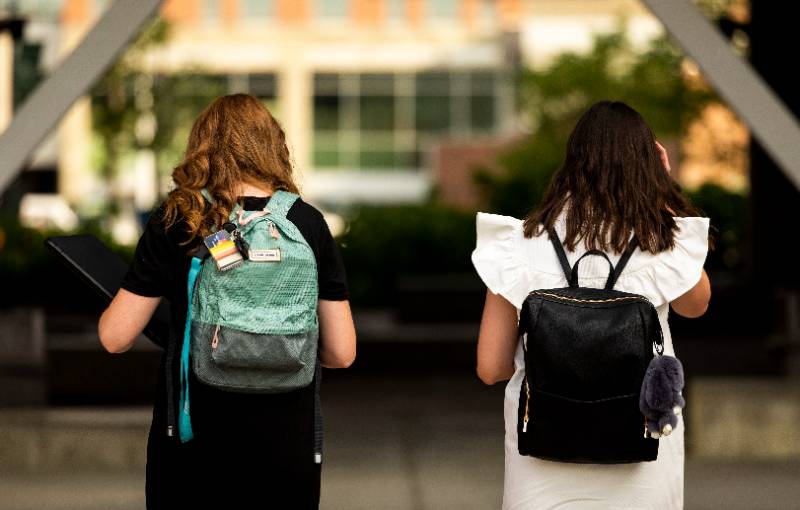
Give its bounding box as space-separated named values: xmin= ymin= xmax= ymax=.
xmin=145 ymin=366 xmax=321 ymax=509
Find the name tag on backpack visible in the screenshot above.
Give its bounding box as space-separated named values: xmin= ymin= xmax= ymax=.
xmin=248 ymin=248 xmax=281 ymax=262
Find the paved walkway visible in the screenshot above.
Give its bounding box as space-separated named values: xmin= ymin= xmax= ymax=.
xmin=2 ymin=372 xmax=799 ymax=509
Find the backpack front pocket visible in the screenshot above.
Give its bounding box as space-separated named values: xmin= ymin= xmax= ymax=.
xmin=190 ymin=320 xmax=318 ymax=393
xmin=210 ymin=325 xmax=307 ymax=371
xmin=517 ymin=387 xmax=658 ymax=464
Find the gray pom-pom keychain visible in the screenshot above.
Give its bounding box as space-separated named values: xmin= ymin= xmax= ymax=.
xmin=639 ymin=354 xmax=685 ymax=439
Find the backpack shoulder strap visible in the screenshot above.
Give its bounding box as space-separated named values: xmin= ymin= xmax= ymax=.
xmin=546 ymin=226 xmax=573 ymax=284
xmin=604 ymin=235 xmax=639 ymax=290
xmin=548 ymin=225 xmax=639 ymax=290
xmin=200 ymin=187 xmax=300 ymax=221
xmin=266 ymin=190 xmax=300 ymax=218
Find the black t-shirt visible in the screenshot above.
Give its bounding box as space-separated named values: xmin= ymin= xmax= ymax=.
xmin=119 ymin=195 xmax=347 ymax=508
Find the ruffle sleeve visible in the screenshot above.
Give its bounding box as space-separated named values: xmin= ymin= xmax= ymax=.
xmin=471 ymin=212 xmax=530 ymax=309
xmin=616 ymin=217 xmax=710 ymax=308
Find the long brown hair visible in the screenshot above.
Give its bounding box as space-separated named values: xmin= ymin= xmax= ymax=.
xmin=523 ymin=100 xmax=710 ymax=255
xmin=163 ymin=93 xmax=299 ymax=245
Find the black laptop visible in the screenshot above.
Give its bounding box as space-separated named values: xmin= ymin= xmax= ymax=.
xmin=44 ymin=234 xmax=170 ymax=348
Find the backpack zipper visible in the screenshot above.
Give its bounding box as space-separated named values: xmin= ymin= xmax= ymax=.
xmin=211 ymin=324 xmax=220 ymax=349
xmin=268 ymin=221 xmax=280 ymax=239
xmin=522 ymin=377 xmax=530 ymax=433
xmin=529 ymin=291 xmax=650 ymax=305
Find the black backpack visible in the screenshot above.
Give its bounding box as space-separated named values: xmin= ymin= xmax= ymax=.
xmin=517 ymin=227 xmax=664 ymax=464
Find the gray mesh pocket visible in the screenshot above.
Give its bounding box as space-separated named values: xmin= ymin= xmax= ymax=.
xmin=191 ymin=321 xmax=318 ymax=393
xmin=211 ymin=326 xmax=307 ymax=371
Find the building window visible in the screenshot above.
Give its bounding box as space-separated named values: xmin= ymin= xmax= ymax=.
xmin=0 ymin=0 xmax=62 ymax=18
xmin=386 ymin=0 xmax=406 ymax=24
xmin=242 ymin=0 xmax=274 ymax=19
xmin=248 ymin=74 xmax=277 ymax=99
xmin=479 ymin=0 xmax=497 ymax=26
xmin=427 ymin=0 xmax=459 ymax=19
xmin=152 ymin=72 xmax=278 ymax=114
xmin=202 ymin=0 xmax=219 ymax=24
xmin=312 ymin=69 xmax=502 ymax=172
xmin=315 ymin=0 xmax=349 ymax=19
xmin=247 ymin=73 xmax=278 ymax=112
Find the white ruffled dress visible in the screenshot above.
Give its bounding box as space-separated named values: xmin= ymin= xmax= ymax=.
xmin=471 ymin=211 xmax=710 ymax=510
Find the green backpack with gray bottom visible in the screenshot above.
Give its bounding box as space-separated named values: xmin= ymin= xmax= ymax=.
xmin=178 ymin=189 xmax=320 ymax=448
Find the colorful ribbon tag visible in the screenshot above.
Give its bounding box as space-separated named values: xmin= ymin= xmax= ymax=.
xmin=204 ymin=230 xmax=244 ymax=271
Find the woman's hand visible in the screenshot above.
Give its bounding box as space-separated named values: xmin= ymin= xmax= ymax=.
xmin=655 ymin=140 xmax=671 ymax=174
xmin=476 ymin=290 xmax=519 ymax=385
xmin=317 ymin=299 xmax=357 ymax=368
xmin=98 ymin=289 xmax=161 ymax=353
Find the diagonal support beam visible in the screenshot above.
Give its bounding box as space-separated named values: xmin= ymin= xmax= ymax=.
xmin=641 ymin=0 xmax=800 ymax=190
xmin=0 ymin=0 xmax=163 ymax=194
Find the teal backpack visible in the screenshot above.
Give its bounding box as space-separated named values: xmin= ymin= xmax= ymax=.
xmin=178 ymin=189 xmax=319 ymax=443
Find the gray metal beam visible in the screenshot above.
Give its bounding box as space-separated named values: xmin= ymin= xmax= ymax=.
xmin=0 ymin=0 xmax=162 ymax=193
xmin=641 ymin=0 xmax=800 ymax=190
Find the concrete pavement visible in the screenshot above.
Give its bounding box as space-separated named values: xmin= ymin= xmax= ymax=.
xmin=1 ymin=372 xmax=799 ymax=510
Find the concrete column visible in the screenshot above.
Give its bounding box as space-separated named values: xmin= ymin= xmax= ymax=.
xmin=133 ymin=149 xmax=158 ymax=212
xmin=57 ymin=1 xmax=94 ymax=207
xmin=278 ymin=58 xmax=312 ymax=186
xmin=58 ymin=98 xmax=93 ymax=206
xmin=0 ymin=307 xmax=47 ymax=405
xmin=0 ymin=30 xmax=12 ymax=134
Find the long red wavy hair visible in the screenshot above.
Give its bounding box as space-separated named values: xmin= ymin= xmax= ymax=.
xmin=162 ymin=93 xmax=299 ymax=246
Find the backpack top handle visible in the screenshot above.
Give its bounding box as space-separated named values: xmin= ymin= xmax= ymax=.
xmin=569 ymin=249 xmax=615 ymax=289
xmin=547 ymin=227 xmax=639 ymax=290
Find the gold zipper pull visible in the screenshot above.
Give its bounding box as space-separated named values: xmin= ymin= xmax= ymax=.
xmin=522 ymin=377 xmax=531 ymax=433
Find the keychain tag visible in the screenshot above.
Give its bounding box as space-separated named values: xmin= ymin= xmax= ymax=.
xmin=248 ymin=248 xmax=281 ymax=262
xmin=204 ymin=230 xmax=244 ymax=271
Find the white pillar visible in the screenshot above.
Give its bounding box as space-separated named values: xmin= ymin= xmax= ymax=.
xmin=278 ymin=53 xmax=312 ymax=187
xmin=57 ymin=22 xmax=93 ymax=207
xmin=0 ymin=30 xmax=13 ymax=134
xmin=133 ymin=149 xmax=158 ymax=211
xmin=58 ymin=97 xmax=93 ymax=206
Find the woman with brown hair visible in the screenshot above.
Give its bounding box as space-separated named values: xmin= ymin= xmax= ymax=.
xmin=472 ymin=100 xmax=711 ymax=509
xmin=98 ymin=94 xmax=356 ymax=508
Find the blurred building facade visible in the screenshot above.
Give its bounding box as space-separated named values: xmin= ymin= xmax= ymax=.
xmin=2 ymin=0 xmax=666 ymax=222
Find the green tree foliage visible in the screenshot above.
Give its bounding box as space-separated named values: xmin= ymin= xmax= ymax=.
xmin=91 ymin=19 xmax=169 ymax=185
xmin=0 ymin=213 xmax=134 ymax=305
xmin=338 ymin=204 xmax=475 ymax=306
xmin=91 ymin=20 xmax=226 ymax=215
xmin=685 ymin=183 xmax=748 ymax=272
